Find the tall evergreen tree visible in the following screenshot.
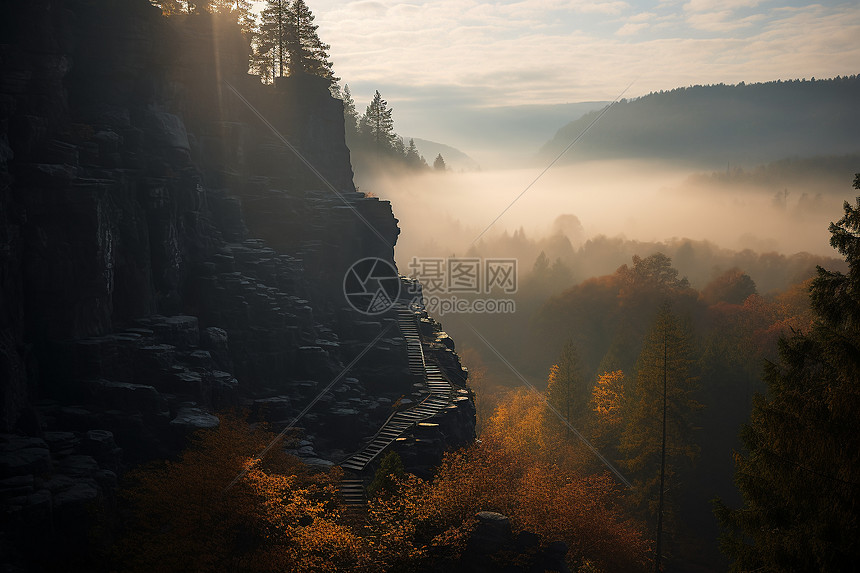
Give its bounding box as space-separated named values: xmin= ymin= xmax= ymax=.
xmin=361 ymin=90 xmax=396 ymax=152
xmin=254 ymin=0 xmax=334 ymax=84
xmin=284 ymin=0 xmax=335 ymax=82
xmin=619 ymin=305 xmax=700 ymax=534
xmin=433 ymin=153 xmax=447 ymax=171
xmin=257 ymin=0 xmax=290 ymax=82
xmin=715 ymin=176 xmax=860 ymax=572
xmin=545 ymin=340 xmax=588 ymax=434
xmin=341 ymin=84 xmax=359 ymax=138
xmin=404 ymin=138 xmax=426 ymax=169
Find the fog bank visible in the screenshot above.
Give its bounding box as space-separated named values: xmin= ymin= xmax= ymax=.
xmin=360 ymin=160 xmax=854 ymax=273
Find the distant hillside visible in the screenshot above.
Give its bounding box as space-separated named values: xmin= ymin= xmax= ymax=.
xmin=539 ymin=76 xmax=860 ymax=167
xmin=410 ymin=138 xmax=481 ymax=172
xmin=687 ymin=153 xmax=860 ymax=190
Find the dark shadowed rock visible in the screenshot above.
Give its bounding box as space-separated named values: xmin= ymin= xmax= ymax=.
xmin=170 ymin=407 xmax=219 ymax=431
xmin=469 ymin=511 xmax=512 ymax=555
xmin=0 ymin=436 xmax=52 ymax=478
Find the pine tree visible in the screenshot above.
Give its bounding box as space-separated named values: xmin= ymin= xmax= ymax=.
xmin=257 ymin=0 xmax=290 ymax=81
xmin=361 ymin=90 xmax=396 ymax=152
xmin=341 ymin=84 xmax=359 ymax=139
xmin=619 ymin=304 xmax=700 ymax=532
xmin=715 ymin=177 xmax=860 ymax=572
xmin=545 ymin=340 xmax=589 ymax=435
xmin=285 ymin=0 xmax=336 ymax=83
xmin=367 ymin=451 xmax=406 ymax=498
xmin=393 ymin=136 xmax=406 ymax=158
xmin=404 ymin=138 xmax=426 ymax=169
xmin=433 ymin=153 xmax=447 ymax=171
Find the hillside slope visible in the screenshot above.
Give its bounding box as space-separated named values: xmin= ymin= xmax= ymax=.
xmin=539 ymin=76 xmax=860 ymax=167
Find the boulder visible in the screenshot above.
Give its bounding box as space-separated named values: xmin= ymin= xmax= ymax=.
xmin=468 ymin=511 xmax=512 ymax=555
xmin=170 ymin=407 xmax=219 ymax=431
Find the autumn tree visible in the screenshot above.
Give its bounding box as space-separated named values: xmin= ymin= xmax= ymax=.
xmin=715 ymin=179 xmax=860 ymax=572
xmin=591 ymin=369 xmax=627 ymax=449
xmin=115 ymin=414 xmax=361 ymax=572
xmin=700 ymin=267 xmax=757 ymax=305
xmin=364 ymin=390 xmax=650 ymax=572
xmin=619 ymin=305 xmax=700 ymax=541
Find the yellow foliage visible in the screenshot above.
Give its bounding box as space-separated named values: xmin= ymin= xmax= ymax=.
xmin=115 ymin=399 xmax=648 ymax=572
xmin=592 ymin=370 xmax=625 ymax=426
xmin=116 ymin=413 xmax=361 ymax=573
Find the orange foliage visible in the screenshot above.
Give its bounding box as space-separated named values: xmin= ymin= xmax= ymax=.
xmin=365 ymin=435 xmax=648 ymax=572
xmin=366 ymin=389 xmax=650 ymax=572
xmin=590 ymin=370 xmax=626 ymax=450
xmin=116 ymin=414 xmax=362 ymax=573
xmin=591 ymin=370 xmax=625 ymax=426
xmin=116 ymin=400 xmax=649 ymax=572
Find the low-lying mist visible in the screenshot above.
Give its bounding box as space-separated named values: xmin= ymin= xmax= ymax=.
xmin=359 ymin=159 xmax=855 ymax=289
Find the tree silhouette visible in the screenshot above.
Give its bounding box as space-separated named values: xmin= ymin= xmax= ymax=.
xmin=715 ymin=176 xmax=860 ymax=572
xmin=285 ymin=0 xmax=335 ymax=83
xmin=341 ymin=84 xmax=359 ymax=139
xmin=433 ymin=153 xmax=446 ymax=171
xmin=404 ymin=138 xmax=427 ymax=169
xmin=700 ymin=268 xmax=757 ymax=305
xmin=257 ymin=0 xmax=290 ymax=82
xmin=619 ymin=304 xmax=700 ymax=545
xmin=361 ymin=90 xmax=396 ymax=152
xmin=255 ymin=0 xmax=335 ymax=84
xmin=367 ymin=451 xmax=406 ymax=499
xmin=545 ymin=340 xmax=588 ymax=436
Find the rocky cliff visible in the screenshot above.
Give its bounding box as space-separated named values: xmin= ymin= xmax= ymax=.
xmin=0 ymin=1 xmax=475 ymax=569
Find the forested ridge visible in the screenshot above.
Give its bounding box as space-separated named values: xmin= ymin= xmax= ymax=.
xmin=540 ymin=76 xmax=860 ymax=167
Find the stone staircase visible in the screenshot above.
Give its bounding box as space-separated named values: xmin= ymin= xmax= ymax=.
xmin=337 ymin=304 xmax=453 ymax=478
xmin=337 ymin=478 xmax=368 ymax=519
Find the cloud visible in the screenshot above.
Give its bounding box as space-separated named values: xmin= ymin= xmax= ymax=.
xmin=295 ymin=0 xmax=860 ymax=146
xmin=575 ymin=1 xmax=630 ymax=15
xmin=684 ymin=0 xmax=764 ymax=13
xmin=685 ymin=11 xmax=765 ymax=31
xmin=616 ymin=22 xmax=649 ymax=35
xmin=347 ymin=0 xmax=388 ymax=16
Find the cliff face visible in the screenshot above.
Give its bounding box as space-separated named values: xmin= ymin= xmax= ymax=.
xmin=0 ymin=1 xmax=474 ymax=567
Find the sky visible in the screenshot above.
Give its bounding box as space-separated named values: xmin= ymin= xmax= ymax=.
xmin=253 ymin=0 xmax=860 ymax=159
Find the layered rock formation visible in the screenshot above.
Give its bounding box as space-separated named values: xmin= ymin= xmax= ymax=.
xmin=0 ymin=1 xmax=475 ymax=569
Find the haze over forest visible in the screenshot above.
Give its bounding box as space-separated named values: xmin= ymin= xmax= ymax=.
xmin=333 ymin=11 xmax=860 ymax=568
xmin=357 ymin=77 xmax=860 ymax=276
xmin=2 ymin=1 xmax=859 ymax=572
